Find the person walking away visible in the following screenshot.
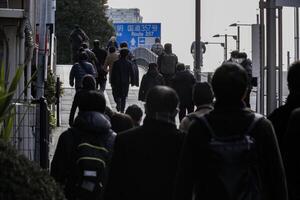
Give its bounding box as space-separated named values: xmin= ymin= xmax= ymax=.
xmin=51 ymin=91 xmax=116 ymax=200
xmin=268 ymin=61 xmax=300 ymax=154
xmin=157 ymin=43 xmax=178 ymax=86
xmin=69 ymin=75 xmax=96 ymax=126
xmin=284 ymin=108 xmax=300 ymax=200
xmin=125 ymin=104 xmax=143 ymax=127
xmin=92 ymin=40 xmax=108 ymax=91
xmin=103 ymin=47 xmax=119 ymax=84
xmin=69 ymin=25 xmax=89 ymax=62
xmin=119 ymin=42 xmax=139 ymax=87
xmin=81 ymin=43 xmax=99 ymax=74
xmin=234 ymin=52 xmax=253 ymax=108
xmin=171 ymin=63 xmax=196 ymax=121
xmin=104 ymin=86 xmax=184 ymax=200
xmin=110 ymin=49 xmax=134 ymax=113
xmin=180 ymin=82 xmax=214 ymax=133
xmin=110 ymin=113 xmax=134 ymax=134
xmin=69 ymin=51 xmax=96 ymax=91
xmin=174 ymin=62 xmax=288 ymax=200
xmin=106 ymin=36 xmax=118 ymax=51
xmin=138 ymin=63 xmax=165 ymax=102
xmin=151 ymin=37 xmax=164 ymax=56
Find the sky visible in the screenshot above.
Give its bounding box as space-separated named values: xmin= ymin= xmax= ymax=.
xmin=107 ymin=0 xmax=296 ymax=72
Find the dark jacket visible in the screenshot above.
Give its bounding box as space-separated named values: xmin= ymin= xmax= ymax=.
xmin=131 ymin=60 xmax=140 ymax=87
xmin=92 ymin=47 xmax=107 ymax=66
xmin=69 ymin=61 xmax=96 ymax=90
xmin=69 ymin=89 xmax=93 ymax=126
xmin=172 ymin=70 xmax=195 ymax=106
xmin=268 ymin=93 xmax=300 ymax=153
xmin=111 ymin=57 xmax=134 ymax=98
xmin=104 ymin=117 xmax=184 ymax=200
xmin=175 ymin=101 xmax=288 ymax=200
xmin=138 ymin=69 xmax=165 ymax=101
xmin=241 ymin=58 xmax=253 ymax=88
xmin=157 ymin=44 xmax=178 ymax=76
xmin=51 ymin=111 xmax=116 ymax=200
xmin=284 ymin=108 xmax=300 ymax=200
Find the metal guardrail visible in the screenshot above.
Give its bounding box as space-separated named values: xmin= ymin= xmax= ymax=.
xmin=132 ymin=47 xmax=158 ymax=68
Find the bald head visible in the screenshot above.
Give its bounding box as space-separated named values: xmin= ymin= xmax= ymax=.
xmin=145 ymin=86 xmax=179 ymax=114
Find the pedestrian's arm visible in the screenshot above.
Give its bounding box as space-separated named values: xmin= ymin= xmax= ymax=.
xmin=261 ymin=120 xmax=288 ymax=200
xmin=103 ymin=136 xmax=125 ymax=200
xmin=69 ymin=66 xmax=75 ymax=87
xmin=69 ymin=93 xmax=79 ymax=126
xmin=174 ymin=126 xmax=196 ymax=200
xmin=50 ymin=132 xmax=70 ymax=185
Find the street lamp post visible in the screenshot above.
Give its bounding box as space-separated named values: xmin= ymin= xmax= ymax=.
xmin=204 ymin=42 xmax=226 ymax=61
xmin=213 ymin=34 xmax=237 ymax=61
xmin=229 ymin=23 xmax=252 ymax=52
xmin=195 ymin=0 xmax=201 ymax=81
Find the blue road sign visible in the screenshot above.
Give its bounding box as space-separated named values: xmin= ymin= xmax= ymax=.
xmin=114 ymin=23 xmax=161 ymax=50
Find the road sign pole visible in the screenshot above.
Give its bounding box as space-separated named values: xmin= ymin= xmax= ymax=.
xmin=195 ymin=0 xmax=201 ymax=82
xmin=259 ymin=0 xmax=265 ymax=115
xmin=266 ymin=0 xmax=277 ymax=114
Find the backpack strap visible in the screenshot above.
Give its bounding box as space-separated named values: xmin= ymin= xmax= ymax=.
xmin=197 ymin=113 xmax=264 ymax=138
xmin=244 ymin=113 xmax=264 ymax=136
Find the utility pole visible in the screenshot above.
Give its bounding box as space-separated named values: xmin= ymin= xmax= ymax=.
xmin=266 ymin=0 xmax=277 ymax=114
xmin=36 ymin=0 xmax=47 ymax=98
xmin=237 ymin=26 xmax=240 ymax=51
xmin=224 ymin=34 xmax=228 ymax=61
xmin=259 ymin=0 xmax=265 ymax=115
xmin=295 ymin=8 xmax=299 ymax=61
xmin=195 ymin=0 xmax=201 ymax=82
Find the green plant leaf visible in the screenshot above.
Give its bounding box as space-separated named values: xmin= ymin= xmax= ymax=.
xmin=0 ymin=111 xmax=14 ymax=142
xmin=0 ymin=66 xmax=24 ymax=117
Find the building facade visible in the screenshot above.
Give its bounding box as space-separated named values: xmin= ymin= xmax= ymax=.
xmin=106 ymin=8 xmax=143 ymax=23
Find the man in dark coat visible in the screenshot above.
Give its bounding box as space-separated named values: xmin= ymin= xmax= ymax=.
xmin=284 ymin=108 xmax=300 ymax=200
xmin=268 ymin=61 xmax=300 ymax=154
xmin=104 ymin=86 xmax=184 ymax=200
xmin=92 ymin=40 xmax=108 ymax=91
xmin=51 ymin=91 xmax=116 ymax=200
xmin=157 ymin=43 xmax=178 ymax=86
xmin=172 ymin=63 xmax=196 ymax=121
xmin=111 ymin=49 xmax=134 ymax=113
xmin=174 ymin=62 xmax=287 ymax=200
xmin=69 ymin=51 xmax=96 ymax=91
xmin=138 ymin=63 xmax=165 ymax=102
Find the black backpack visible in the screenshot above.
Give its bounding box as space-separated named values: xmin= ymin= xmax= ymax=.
xmin=197 ymin=114 xmax=263 ymax=200
xmin=70 ymin=128 xmax=116 ymax=200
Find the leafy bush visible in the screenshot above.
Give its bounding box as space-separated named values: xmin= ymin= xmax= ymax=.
xmin=0 ymin=139 xmax=66 ymax=200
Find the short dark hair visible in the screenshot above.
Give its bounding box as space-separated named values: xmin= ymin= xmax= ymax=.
xmin=81 ymin=74 xmax=96 ymax=90
xmin=237 ymin=52 xmax=247 ymax=59
xmin=125 ymin=104 xmax=143 ymax=125
xmin=212 ymin=62 xmax=248 ymax=102
xmin=288 ymin=61 xmax=300 ymax=93
xmin=78 ymin=51 xmax=88 ymax=61
xmin=120 ymin=42 xmax=128 ymax=48
xmin=176 ymin=63 xmax=185 ymax=71
xmin=109 ymin=46 xmax=116 ymax=53
xmin=78 ymin=90 xmax=106 ymax=113
xmin=93 ymin=40 xmax=100 ymax=47
xmin=145 ymin=86 xmax=179 ymax=113
xmin=120 ymin=49 xmax=129 ymax=58
xmin=111 ymin=113 xmax=134 ymax=133
xmin=81 ymin=43 xmax=89 ymax=49
xmin=193 ymin=82 xmax=214 ymax=106
xmin=230 ymin=50 xmax=239 ymax=58
xmin=155 ymin=38 xmax=161 ymax=43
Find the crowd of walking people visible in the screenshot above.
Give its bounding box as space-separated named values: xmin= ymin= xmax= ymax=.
xmin=50 ymin=25 xmax=300 ymax=200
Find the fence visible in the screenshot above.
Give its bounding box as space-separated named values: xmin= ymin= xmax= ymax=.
xmin=10 ymin=98 xmax=50 ymax=169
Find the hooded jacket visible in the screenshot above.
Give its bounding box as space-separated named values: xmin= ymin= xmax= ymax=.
xmin=51 ymin=111 xmax=116 ymax=200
